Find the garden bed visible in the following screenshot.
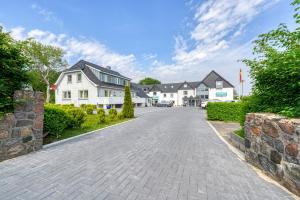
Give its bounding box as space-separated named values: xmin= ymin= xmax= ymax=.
xmin=43 ymin=114 xmax=130 ymax=144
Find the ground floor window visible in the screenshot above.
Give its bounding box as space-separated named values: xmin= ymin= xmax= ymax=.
xmin=79 ymin=90 xmax=88 ymax=99
xmin=63 ymin=91 xmax=71 ymax=99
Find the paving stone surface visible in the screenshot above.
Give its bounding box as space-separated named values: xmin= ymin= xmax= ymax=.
xmin=0 ymin=107 xmax=294 ymax=200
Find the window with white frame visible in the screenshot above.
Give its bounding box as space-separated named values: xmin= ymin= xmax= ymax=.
xmin=63 ymin=91 xmax=71 ymax=99
xmin=216 ymin=81 xmax=223 ymax=89
xmin=153 ymin=92 xmax=157 ymax=95
xmin=184 ymin=84 xmax=187 ymax=88
xmin=77 ymin=73 xmax=82 ymax=82
xmin=170 ymin=93 xmax=174 ymax=98
xmin=67 ymin=75 xmax=72 ymax=83
xmin=104 ymin=90 xmax=109 ymax=97
xmin=163 ymin=94 xmax=166 ymax=98
xmin=183 ymin=91 xmax=188 ymax=95
xmin=79 ymin=90 xmax=88 ymax=99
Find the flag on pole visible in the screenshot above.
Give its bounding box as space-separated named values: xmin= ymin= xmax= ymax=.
xmin=50 ymin=84 xmax=57 ymax=91
xmin=239 ymin=68 xmax=243 ymax=83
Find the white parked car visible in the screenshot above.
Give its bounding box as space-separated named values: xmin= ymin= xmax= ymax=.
xmin=201 ymin=99 xmax=221 ymax=109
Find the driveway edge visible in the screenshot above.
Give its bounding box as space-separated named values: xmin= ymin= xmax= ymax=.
xmin=43 ymin=118 xmax=136 ymax=149
xmin=207 ymin=120 xmax=299 ymax=200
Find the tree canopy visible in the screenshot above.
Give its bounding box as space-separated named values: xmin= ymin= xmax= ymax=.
xmin=242 ymin=0 xmax=300 ymax=117
xmin=0 ymin=27 xmax=29 ymax=114
xmin=24 ymin=40 xmax=67 ymax=103
xmin=139 ymin=77 xmax=161 ymax=85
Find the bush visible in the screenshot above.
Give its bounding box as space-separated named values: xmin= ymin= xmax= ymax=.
xmin=86 ymin=107 xmax=94 ymax=115
xmin=122 ymin=86 xmax=134 ymax=118
xmin=108 ymin=108 xmax=118 ymax=121
xmin=117 ymin=112 xmax=124 ymax=120
xmin=80 ymin=104 xmax=86 ymax=109
xmin=97 ymin=108 xmax=106 ymax=123
xmin=65 ymin=108 xmax=86 ymax=128
xmin=207 ymin=102 xmax=243 ymax=122
xmin=44 ymin=105 xmax=69 ymax=138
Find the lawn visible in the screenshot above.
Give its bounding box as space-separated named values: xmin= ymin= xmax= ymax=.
xmin=43 ymin=114 xmax=131 ymax=144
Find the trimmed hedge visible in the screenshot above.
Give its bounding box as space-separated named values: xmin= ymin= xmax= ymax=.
xmin=97 ymin=108 xmax=106 ymax=123
xmin=207 ymin=102 xmax=243 ymax=122
xmin=108 ymin=108 xmax=118 ymax=121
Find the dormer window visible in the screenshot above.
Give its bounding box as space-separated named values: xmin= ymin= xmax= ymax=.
xmin=171 ymin=85 xmax=173 ymax=88
xmin=216 ymin=81 xmax=223 ymax=89
xmin=164 ymin=86 xmax=167 ymax=88
xmin=184 ymin=84 xmax=187 ymax=88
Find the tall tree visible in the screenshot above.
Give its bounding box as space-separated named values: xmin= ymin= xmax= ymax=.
xmin=139 ymin=77 xmax=161 ymax=85
xmin=0 ymin=27 xmax=29 ymax=113
xmin=122 ymin=85 xmax=134 ymax=118
xmin=24 ymin=40 xmax=67 ymax=103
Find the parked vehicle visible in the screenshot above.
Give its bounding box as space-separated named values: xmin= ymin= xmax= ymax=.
xmin=201 ymin=99 xmax=221 ymax=109
xmin=156 ymin=100 xmax=173 ymax=107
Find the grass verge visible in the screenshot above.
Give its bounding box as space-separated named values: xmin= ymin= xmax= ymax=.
xmin=234 ymin=128 xmax=245 ymax=139
xmin=43 ymin=114 xmax=131 ymax=144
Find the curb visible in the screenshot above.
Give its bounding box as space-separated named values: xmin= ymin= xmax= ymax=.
xmin=43 ymin=118 xmax=136 ymax=149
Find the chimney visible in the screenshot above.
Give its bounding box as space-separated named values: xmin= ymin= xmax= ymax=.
xmin=106 ymin=66 xmax=111 ymax=70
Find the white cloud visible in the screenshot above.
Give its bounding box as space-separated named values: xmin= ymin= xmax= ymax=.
xmin=31 ymin=4 xmax=63 ymax=27
xmin=9 ymin=27 xmax=146 ymax=81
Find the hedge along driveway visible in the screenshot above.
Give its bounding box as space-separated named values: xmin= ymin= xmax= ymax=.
xmin=207 ymin=102 xmax=243 ymax=122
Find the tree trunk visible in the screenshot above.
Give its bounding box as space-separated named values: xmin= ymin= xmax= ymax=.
xmin=46 ymin=84 xmax=50 ymax=103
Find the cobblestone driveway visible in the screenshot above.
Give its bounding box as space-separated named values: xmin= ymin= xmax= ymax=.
xmin=0 ymin=108 xmax=294 ymax=200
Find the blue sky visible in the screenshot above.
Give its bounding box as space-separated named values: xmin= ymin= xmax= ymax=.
xmin=0 ymin=0 xmax=296 ymax=94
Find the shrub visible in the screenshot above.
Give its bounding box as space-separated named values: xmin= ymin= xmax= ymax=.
xmin=108 ymin=108 xmax=118 ymax=121
xmin=207 ymin=102 xmax=243 ymax=122
xmin=97 ymin=108 xmax=106 ymax=123
xmin=65 ymin=108 xmax=86 ymax=128
xmin=122 ymin=85 xmax=134 ymax=118
xmin=80 ymin=104 xmax=86 ymax=109
xmin=86 ymin=107 xmax=94 ymax=115
xmin=44 ymin=105 xmax=69 ymax=138
xmin=117 ymin=112 xmax=124 ymax=120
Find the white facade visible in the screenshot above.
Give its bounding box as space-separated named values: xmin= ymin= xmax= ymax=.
xmin=55 ymin=70 xmax=147 ymax=108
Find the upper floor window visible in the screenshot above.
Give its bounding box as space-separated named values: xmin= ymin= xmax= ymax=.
xmin=153 ymin=92 xmax=157 ymax=95
xmin=163 ymin=94 xmax=166 ymax=98
xmin=104 ymin=90 xmax=109 ymax=97
xmin=184 ymin=84 xmax=187 ymax=88
xmin=77 ymin=73 xmax=82 ymax=82
xmin=216 ymin=81 xmax=223 ymax=89
xmin=67 ymin=75 xmax=72 ymax=83
xmin=170 ymin=93 xmax=174 ymax=98
xmin=79 ymin=90 xmax=88 ymax=99
xmin=184 ymin=91 xmax=188 ymax=95
xmin=63 ymin=91 xmax=71 ymax=99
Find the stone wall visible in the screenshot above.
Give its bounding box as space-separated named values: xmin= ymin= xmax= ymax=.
xmin=245 ymin=113 xmax=300 ymax=195
xmin=0 ymin=91 xmax=44 ymax=162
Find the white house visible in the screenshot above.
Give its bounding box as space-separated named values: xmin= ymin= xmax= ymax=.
xmin=146 ymin=71 xmax=235 ymax=106
xmin=54 ymin=60 xmax=150 ymax=108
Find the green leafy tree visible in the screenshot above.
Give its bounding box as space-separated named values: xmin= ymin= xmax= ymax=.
xmin=122 ymin=85 xmax=134 ymax=118
xmin=139 ymin=77 xmax=161 ymax=85
xmin=242 ymin=0 xmax=300 ymax=117
xmin=0 ymin=27 xmax=29 ymax=113
xmin=24 ymin=40 xmax=67 ymax=103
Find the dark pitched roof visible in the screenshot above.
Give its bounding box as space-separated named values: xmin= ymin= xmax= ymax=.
xmin=201 ymin=70 xmax=234 ymax=88
xmin=63 ymin=60 xmax=130 ymax=89
xmin=149 ymin=81 xmax=201 ymax=93
xmin=65 ymin=60 xmax=130 ymax=80
xmin=130 ymin=83 xmax=150 ymax=98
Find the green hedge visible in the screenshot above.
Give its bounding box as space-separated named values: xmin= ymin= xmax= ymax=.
xmin=44 ymin=105 xmax=69 ymax=138
xmin=207 ymin=102 xmax=243 ymax=122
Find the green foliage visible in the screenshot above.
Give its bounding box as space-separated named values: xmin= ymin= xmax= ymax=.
xmin=117 ymin=112 xmax=124 ymax=120
xmin=24 ymin=39 xmax=67 ymax=103
xmin=207 ymin=102 xmax=243 ymax=122
xmin=27 ymin=70 xmax=60 ymax=103
xmin=234 ymin=129 xmax=245 ymax=139
xmin=86 ymin=107 xmax=94 ymax=115
xmin=97 ymin=108 xmax=106 ymax=123
xmin=65 ymin=108 xmax=87 ymax=128
xmin=108 ymin=108 xmax=118 ymax=121
xmin=242 ymin=2 xmax=300 ymax=118
xmin=0 ymin=27 xmax=29 ymax=113
xmin=122 ymin=86 xmax=134 ymax=118
xmin=44 ymin=105 xmax=69 ymax=138
xmin=139 ymin=77 xmax=161 ymax=85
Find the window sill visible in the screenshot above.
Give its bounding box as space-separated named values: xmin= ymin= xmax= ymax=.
xmin=78 ymin=98 xmax=88 ymax=100
xmin=62 ymin=99 xmax=71 ymax=100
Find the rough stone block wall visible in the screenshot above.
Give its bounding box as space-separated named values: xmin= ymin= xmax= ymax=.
xmin=245 ymin=113 xmax=300 ymax=195
xmin=0 ymin=91 xmax=44 ymax=162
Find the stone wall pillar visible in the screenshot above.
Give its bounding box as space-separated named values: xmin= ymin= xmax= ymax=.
xmin=0 ymin=91 xmax=44 ymax=162
xmin=245 ymin=113 xmax=300 ymax=195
